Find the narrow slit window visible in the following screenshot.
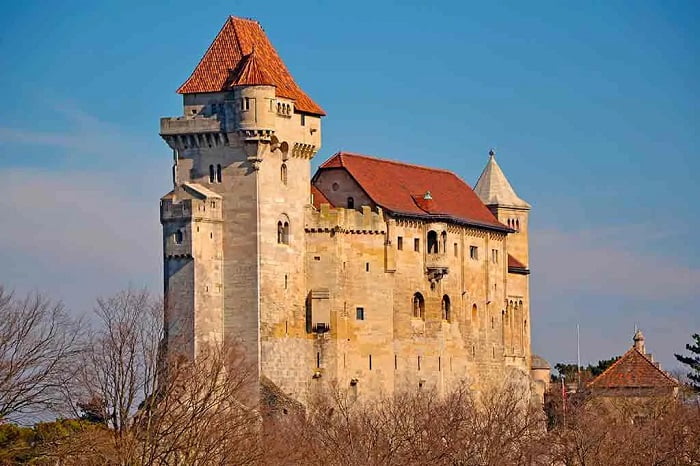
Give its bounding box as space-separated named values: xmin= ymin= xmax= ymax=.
xmin=414 ymin=238 xmax=420 ymax=252
xmin=209 ymin=164 xmax=215 ymax=183
xmin=347 ymin=197 xmax=354 ymax=209
xmin=216 ymin=164 xmax=222 ymax=183
xmin=397 ymin=236 xmax=403 ymax=250
xmin=356 ymin=307 xmax=364 ymax=320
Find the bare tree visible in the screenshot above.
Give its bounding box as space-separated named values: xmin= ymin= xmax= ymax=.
xmin=73 ymin=288 xmax=162 ymax=435
xmin=0 ymin=286 xmax=82 ymax=422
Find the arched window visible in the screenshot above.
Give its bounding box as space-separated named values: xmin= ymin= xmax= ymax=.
xmin=516 ymin=219 xmax=520 ymax=231
xmin=209 ymin=164 xmax=215 ymax=183
xmin=216 ymin=164 xmax=222 ymax=183
xmin=281 ymin=163 xmax=288 ymax=185
xmin=277 ymin=221 xmax=284 ymax=244
xmin=427 ymin=230 xmax=438 ymax=254
xmin=347 ymin=197 xmax=354 ymax=209
xmin=441 ymin=295 xmax=451 ymax=321
xmin=471 ymin=304 xmax=478 ymax=328
xmin=283 ymin=222 xmax=290 ymax=244
xmin=412 ymin=292 xmax=425 ymax=320
xmin=440 ymin=231 xmax=447 ymax=254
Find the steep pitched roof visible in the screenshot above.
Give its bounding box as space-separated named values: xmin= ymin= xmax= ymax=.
xmin=587 ymin=347 xmax=678 ymax=390
xmin=508 ymin=254 xmax=529 ymax=274
xmin=177 ymin=16 xmax=325 ymax=116
xmin=315 ymin=152 xmax=507 ymax=230
xmin=474 ymin=152 xmax=530 ymax=209
xmin=310 ymin=185 xmax=331 ymax=209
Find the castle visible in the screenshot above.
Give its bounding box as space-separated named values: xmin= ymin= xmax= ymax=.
xmin=159 ymin=16 xmax=535 ymax=404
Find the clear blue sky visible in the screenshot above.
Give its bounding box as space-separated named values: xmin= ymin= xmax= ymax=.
xmin=0 ymin=1 xmax=698 ymax=372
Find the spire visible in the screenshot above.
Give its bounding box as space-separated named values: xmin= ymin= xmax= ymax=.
xmin=474 ymin=149 xmax=530 ymax=209
xmin=633 ymin=329 xmax=646 ymax=354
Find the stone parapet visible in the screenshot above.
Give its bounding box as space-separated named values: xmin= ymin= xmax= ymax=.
xmin=305 ymin=204 xmax=386 ymax=234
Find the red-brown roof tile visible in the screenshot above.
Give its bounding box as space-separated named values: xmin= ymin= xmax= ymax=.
xmin=508 ymin=254 xmax=528 ymax=270
xmin=177 ymin=17 xmax=325 ymax=116
xmin=311 ymin=185 xmax=331 ymax=209
xmin=315 ymin=152 xmax=507 ymax=230
xmin=587 ymin=348 xmax=678 ymax=390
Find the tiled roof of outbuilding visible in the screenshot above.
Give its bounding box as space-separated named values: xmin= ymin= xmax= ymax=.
xmin=311 ymin=185 xmax=331 ymax=209
xmin=315 ymin=152 xmax=507 ymax=230
xmin=177 ymin=17 xmax=325 ymax=116
xmin=587 ymin=348 xmax=678 ymax=390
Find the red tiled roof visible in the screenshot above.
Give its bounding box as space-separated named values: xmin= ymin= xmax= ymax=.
xmin=311 ymin=185 xmax=331 ymax=209
xmin=177 ymin=17 xmax=325 ymax=116
xmin=587 ymin=348 xmax=678 ymax=390
xmin=508 ymin=254 xmax=527 ymax=270
xmin=228 ymin=49 xmax=274 ymax=86
xmin=315 ymin=152 xmax=506 ymax=230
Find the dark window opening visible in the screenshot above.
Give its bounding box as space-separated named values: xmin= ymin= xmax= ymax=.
xmin=174 ymin=230 xmax=183 ymax=244
xmin=216 ymin=164 xmax=222 ymax=183
xmin=412 ymin=292 xmax=425 ymax=319
xmin=317 ymin=352 xmax=320 ymax=368
xmin=427 ymin=230 xmax=438 ymax=254
xmin=209 ymin=164 xmax=215 ymax=183
xmin=454 ymin=242 xmax=458 ymax=257
xmin=414 ymin=238 xmax=420 ymax=252
xmin=365 ymin=262 xmax=370 ymax=272
xmin=442 ymin=295 xmax=451 ymax=321
xmin=369 ymin=354 xmax=372 ymax=370
xmin=417 ymin=356 xmax=421 ymax=371
xmin=277 ymin=221 xmax=284 ymax=244
xmin=397 ymin=236 xmax=403 ymax=250
xmin=347 ymin=197 xmax=354 ymax=209
xmin=470 ymin=245 xmax=478 ymax=260
xmin=301 ymin=114 xmax=306 ymax=126
xmin=356 ymin=307 xmax=364 ymax=320
xmin=281 ymin=163 xmax=287 ymax=185
xmin=441 ymin=231 xmax=447 ymax=253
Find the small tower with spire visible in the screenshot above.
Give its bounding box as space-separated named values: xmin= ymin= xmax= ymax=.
xmin=474 ymin=149 xmax=531 ymax=268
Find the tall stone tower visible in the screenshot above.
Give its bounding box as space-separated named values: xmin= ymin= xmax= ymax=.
xmin=159 ymin=17 xmax=324 ymax=390
xmin=474 ymin=150 xmax=532 ymax=370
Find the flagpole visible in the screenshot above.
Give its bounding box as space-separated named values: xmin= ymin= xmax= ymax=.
xmin=577 ymin=323 xmax=581 ymax=389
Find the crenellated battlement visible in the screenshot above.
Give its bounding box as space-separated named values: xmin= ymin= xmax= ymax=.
xmin=305 ymin=204 xmax=386 ymax=234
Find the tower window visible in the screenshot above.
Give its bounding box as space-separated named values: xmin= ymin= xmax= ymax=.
xmin=412 ymin=292 xmax=425 ymax=320
xmin=365 ymin=262 xmax=370 ymax=272
xmin=470 ymin=246 xmax=478 ymax=260
xmin=209 ymin=164 xmax=215 ymax=183
xmin=492 ymin=249 xmax=498 ymax=264
xmin=281 ymin=163 xmax=288 ymax=185
xmin=414 ymin=238 xmax=420 ymax=252
xmin=174 ymin=230 xmax=183 ymax=244
xmin=277 ymin=217 xmax=290 ymax=244
xmin=453 ymin=243 xmax=458 ymax=257
xmin=516 ymin=219 xmax=520 ymax=231
xmin=216 ymin=164 xmax=222 ymax=183
xmin=347 ymin=197 xmax=354 ymax=209
xmin=441 ymin=295 xmax=451 ymax=322
xmin=356 ymin=307 xmax=364 ymax=320
xmin=300 ymin=114 xmax=306 ymax=126
xmin=441 ymin=231 xmax=447 ymax=253
xmin=397 ymin=236 xmax=403 ymax=250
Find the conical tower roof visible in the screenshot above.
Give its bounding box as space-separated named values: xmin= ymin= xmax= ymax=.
xmin=474 ymin=150 xmax=530 ymax=209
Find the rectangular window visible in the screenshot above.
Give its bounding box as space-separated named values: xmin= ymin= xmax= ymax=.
xmin=453 ymin=242 xmax=458 ymax=257
xmin=300 ymin=114 xmax=306 ymax=126
xmin=397 ymin=236 xmax=403 ymax=250
xmin=414 ymin=238 xmax=420 ymax=252
xmin=356 ymin=307 xmax=365 ymax=320
xmin=470 ymin=245 xmax=478 ymax=260
xmin=492 ymin=249 xmax=499 ymax=264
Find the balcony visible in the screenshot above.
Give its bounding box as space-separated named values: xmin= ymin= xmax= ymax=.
xmin=425 ymin=253 xmax=449 ymax=283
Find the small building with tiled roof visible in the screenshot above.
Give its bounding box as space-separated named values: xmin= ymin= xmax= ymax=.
xmin=588 ymin=330 xmax=679 ymax=397
xmin=159 ymin=16 xmax=536 ymax=407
